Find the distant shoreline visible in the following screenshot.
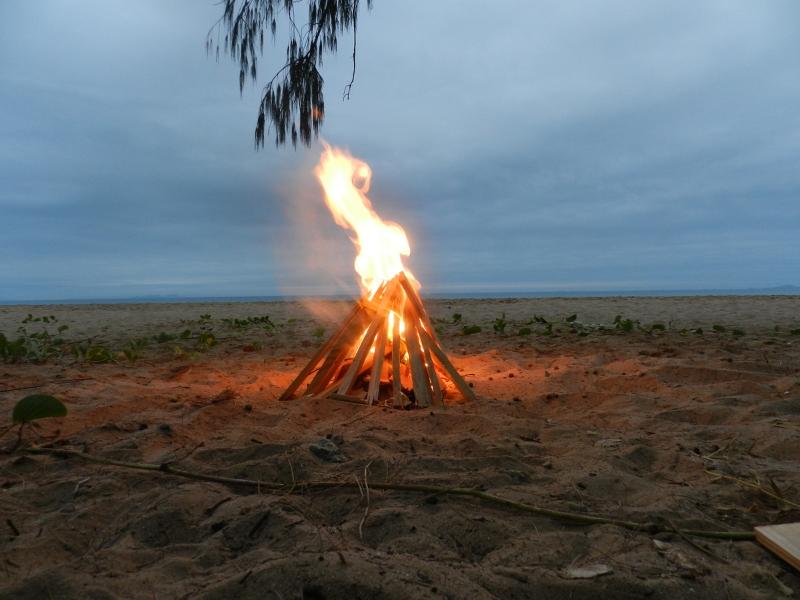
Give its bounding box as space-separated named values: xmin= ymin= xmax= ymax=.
xmin=2 ymin=287 xmax=798 ymax=306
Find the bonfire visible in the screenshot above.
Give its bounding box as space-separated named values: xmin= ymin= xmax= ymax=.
xmin=280 ymin=145 xmax=476 ymax=408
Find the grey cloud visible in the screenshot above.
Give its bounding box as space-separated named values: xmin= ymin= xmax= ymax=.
xmin=1 ymin=0 xmax=798 ymax=301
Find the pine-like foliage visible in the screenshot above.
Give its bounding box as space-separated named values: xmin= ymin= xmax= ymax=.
xmin=208 ymin=0 xmax=372 ymax=149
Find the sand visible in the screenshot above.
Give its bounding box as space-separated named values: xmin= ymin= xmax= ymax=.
xmin=1 ymin=296 xmax=799 ymax=599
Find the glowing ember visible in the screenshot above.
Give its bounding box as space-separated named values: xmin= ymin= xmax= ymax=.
xmin=314 ymin=144 xmax=415 ymax=296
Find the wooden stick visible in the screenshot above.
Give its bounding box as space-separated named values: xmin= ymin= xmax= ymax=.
xmin=398 ymin=271 xmax=440 ymax=345
xmin=336 ymin=280 xmax=399 ymax=395
xmin=336 ymin=323 xmax=380 ymax=395
xmin=369 ymin=279 xmax=390 ymax=302
xmin=314 ymin=349 xmax=389 ymax=401
xmin=391 ymin=307 xmax=402 ymax=407
xmin=306 ymin=349 xmax=346 ymax=395
xmin=305 ymin=309 xmax=369 ymax=395
xmin=397 ymin=279 xmax=442 ymax=405
xmin=304 ymin=280 xmax=390 ymax=396
xmin=357 ymin=279 xmax=392 ymax=313
xmin=418 ymin=327 xmax=477 ymax=403
xmin=398 ymin=282 xmax=475 ymax=404
xmin=423 ymin=344 xmax=443 ymax=407
xmin=330 ymin=393 xmax=367 ymax=405
xmin=404 ymin=305 xmax=432 ymax=408
xmin=278 ymin=302 xmax=364 ymax=401
xmin=367 ymin=315 xmax=389 ymax=405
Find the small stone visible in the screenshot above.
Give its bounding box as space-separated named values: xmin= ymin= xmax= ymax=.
xmin=563 ymin=564 xmax=613 ymax=579
xmin=309 ymin=438 xmax=346 ymax=463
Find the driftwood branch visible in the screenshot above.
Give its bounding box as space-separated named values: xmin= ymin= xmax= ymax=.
xmin=0 ymin=378 xmax=94 ymax=394
xmin=22 ymin=447 xmax=756 ymax=541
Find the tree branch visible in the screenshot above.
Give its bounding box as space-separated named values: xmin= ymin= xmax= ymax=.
xmin=23 ymin=446 xmax=756 ymax=541
xmin=343 ymin=12 xmax=357 ymax=100
xmin=210 ymin=0 xmax=372 ymax=148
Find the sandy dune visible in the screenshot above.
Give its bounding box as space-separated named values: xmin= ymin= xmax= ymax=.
xmin=1 ymin=297 xmax=799 ymax=598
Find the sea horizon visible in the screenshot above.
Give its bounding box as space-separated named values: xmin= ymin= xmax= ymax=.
xmin=1 ymin=285 xmax=798 ymax=306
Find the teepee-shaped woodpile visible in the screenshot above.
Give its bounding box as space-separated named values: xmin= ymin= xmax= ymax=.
xmin=279 ymin=271 xmax=476 ymax=408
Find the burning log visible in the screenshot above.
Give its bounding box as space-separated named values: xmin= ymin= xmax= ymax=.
xmin=280 ymin=272 xmax=475 ymax=408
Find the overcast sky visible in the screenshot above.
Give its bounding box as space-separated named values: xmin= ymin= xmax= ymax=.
xmin=1 ymin=1 xmax=799 ymax=301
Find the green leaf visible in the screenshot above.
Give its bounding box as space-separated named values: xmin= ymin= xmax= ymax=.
xmin=461 ymin=325 xmax=482 ymax=336
xmin=566 ymin=314 xmax=577 ymax=323
xmin=154 ymin=332 xmax=176 ymax=344
xmin=197 ymin=332 xmax=216 ymax=349
xmin=492 ymin=313 xmax=507 ymax=334
xmin=12 ymin=394 xmax=67 ymax=424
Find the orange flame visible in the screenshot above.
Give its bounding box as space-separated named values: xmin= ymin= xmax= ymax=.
xmin=315 ymin=144 xmax=414 ymax=296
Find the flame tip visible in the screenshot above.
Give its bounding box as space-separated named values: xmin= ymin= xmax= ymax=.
xmin=315 ymin=144 xmax=417 ymax=294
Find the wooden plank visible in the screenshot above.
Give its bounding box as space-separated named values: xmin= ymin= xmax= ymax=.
xmin=336 ymin=280 xmax=399 ymax=395
xmin=336 ymin=320 xmax=381 ymax=395
xmin=398 ymin=271 xmax=440 ymax=345
xmin=423 ymin=345 xmax=443 ymax=407
xmin=755 ymin=522 xmax=800 ymax=571
xmin=367 ymin=315 xmax=389 ymax=405
xmin=418 ymin=327 xmax=477 ymax=403
xmin=305 ymin=309 xmax=368 ymax=395
xmin=278 ymin=302 xmax=364 ymax=401
xmin=391 ymin=308 xmax=402 ymax=407
xmin=404 ymin=305 xmax=432 ymax=408
xmin=314 ymin=349 xmax=389 ymax=401
xmin=330 ymin=393 xmax=368 ymax=406
xmin=304 ymin=280 xmax=392 ymax=396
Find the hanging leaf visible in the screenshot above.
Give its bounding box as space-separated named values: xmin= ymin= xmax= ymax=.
xmin=12 ymin=394 xmax=67 ymax=424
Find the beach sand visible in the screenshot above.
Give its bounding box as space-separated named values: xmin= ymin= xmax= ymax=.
xmin=1 ymin=296 xmax=799 ymax=598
